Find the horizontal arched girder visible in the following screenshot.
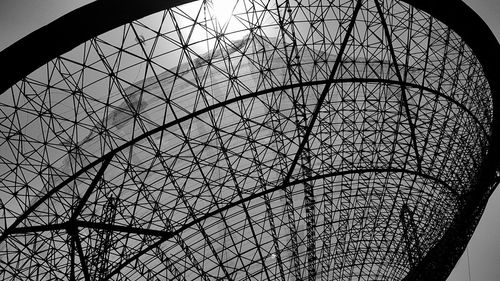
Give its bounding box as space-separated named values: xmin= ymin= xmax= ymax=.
xmin=0 ymin=77 xmax=476 ymax=244
xmin=0 ymin=0 xmax=497 ymax=171
xmin=3 ymin=166 xmax=457 ymax=281
xmin=5 ymin=165 xmax=456 ymax=237
xmin=102 ymin=166 xmax=456 ymax=280
xmin=1 ymin=0 xmax=499 ymax=148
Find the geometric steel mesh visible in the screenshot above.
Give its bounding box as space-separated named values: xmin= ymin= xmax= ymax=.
xmin=0 ymin=0 xmax=496 ymax=280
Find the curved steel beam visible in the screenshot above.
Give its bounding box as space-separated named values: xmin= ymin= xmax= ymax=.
xmin=0 ymin=0 xmax=494 ymax=143
xmin=0 ymin=76 xmax=483 ymax=245
xmin=102 ymin=166 xmax=456 ymax=280
xmin=0 ymin=0 xmax=496 ymax=167
xmin=6 ymin=166 xmax=455 ymax=238
xmin=3 ymin=165 xmax=457 ymax=280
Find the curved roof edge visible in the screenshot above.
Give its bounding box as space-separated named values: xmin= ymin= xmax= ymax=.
xmin=399 ymin=1 xmax=500 ymax=279
xmin=1 ymin=1 xmax=500 ymax=280
xmin=0 ymin=0 xmax=194 ymax=95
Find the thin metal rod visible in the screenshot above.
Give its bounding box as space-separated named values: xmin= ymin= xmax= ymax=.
xmin=374 ymin=0 xmax=422 ymax=171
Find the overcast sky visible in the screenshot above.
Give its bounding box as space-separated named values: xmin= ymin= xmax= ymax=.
xmin=0 ymin=0 xmax=499 ymax=280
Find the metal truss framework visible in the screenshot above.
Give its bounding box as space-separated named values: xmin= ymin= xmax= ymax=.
xmin=0 ymin=0 xmax=499 ymax=280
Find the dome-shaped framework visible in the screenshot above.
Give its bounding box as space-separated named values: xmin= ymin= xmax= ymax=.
xmin=0 ymin=0 xmax=499 ymax=280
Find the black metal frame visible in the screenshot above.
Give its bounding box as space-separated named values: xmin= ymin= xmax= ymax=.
xmin=0 ymin=0 xmax=499 ymax=280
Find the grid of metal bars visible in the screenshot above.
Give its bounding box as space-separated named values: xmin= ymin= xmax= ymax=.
xmin=0 ymin=0 xmax=495 ymax=280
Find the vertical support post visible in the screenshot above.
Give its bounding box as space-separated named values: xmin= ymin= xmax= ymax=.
xmin=91 ymin=196 xmax=119 ymax=280
xmin=400 ymin=204 xmax=422 ymax=270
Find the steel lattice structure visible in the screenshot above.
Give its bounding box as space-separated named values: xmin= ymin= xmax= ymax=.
xmin=0 ymin=0 xmax=500 ymax=280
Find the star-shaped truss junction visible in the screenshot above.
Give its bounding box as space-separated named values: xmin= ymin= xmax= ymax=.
xmin=0 ymin=0 xmax=498 ymax=280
